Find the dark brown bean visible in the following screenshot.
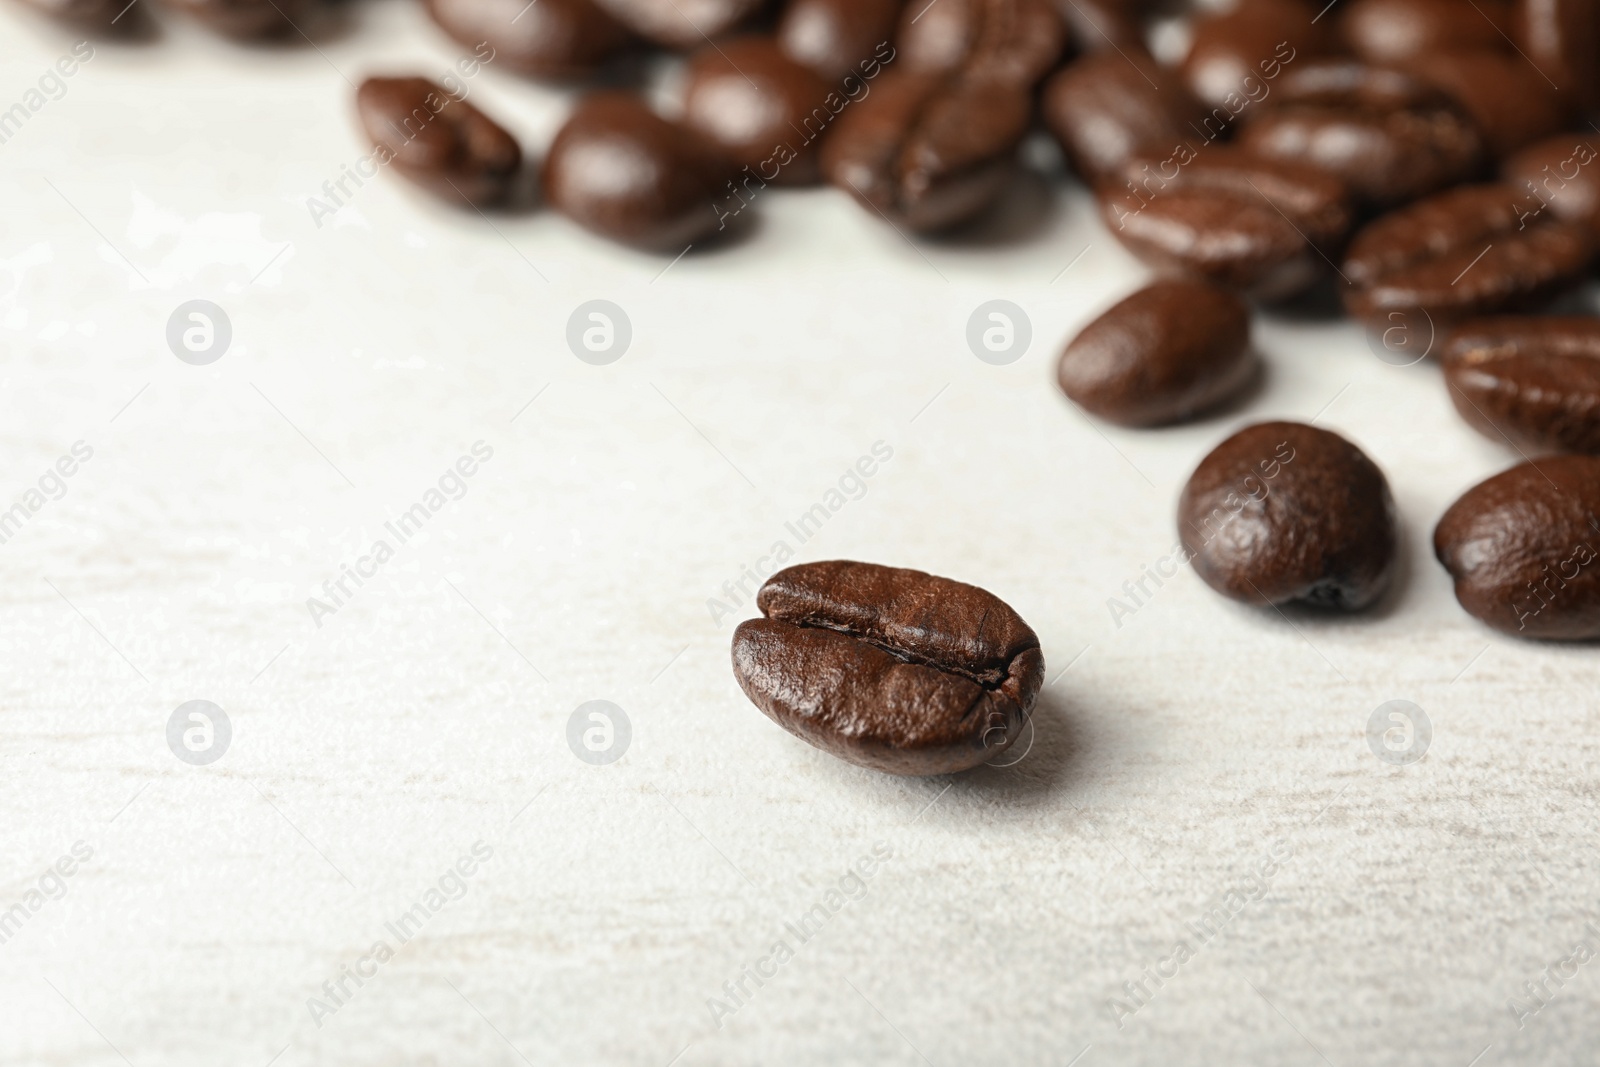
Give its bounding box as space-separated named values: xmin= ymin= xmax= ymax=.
xmin=1180 ymin=0 xmax=1331 ymax=113
xmin=1099 ymin=147 xmax=1352 ymax=300
xmin=1411 ymin=50 xmax=1568 ymax=158
xmin=1443 ymin=317 xmax=1600 ymax=454
xmin=11 ymin=0 xmax=127 ymax=29
xmin=1041 ymin=51 xmax=1207 ymax=183
xmin=545 ymin=92 xmax=734 ymax=249
xmin=821 ymin=71 xmax=1031 ymax=232
xmin=895 ymin=0 xmax=1065 ymax=86
xmin=1054 ymin=0 xmax=1147 ymax=54
xmin=1435 ymin=455 xmax=1600 ymax=639
xmin=159 ymin=0 xmax=317 ymax=37
xmin=590 ymin=0 xmax=766 ymax=49
xmin=1057 ymin=280 xmax=1254 ymax=427
xmin=1502 ymin=132 xmax=1600 ymax=235
xmin=778 ymin=0 xmax=904 ymax=82
xmin=424 ymin=0 xmax=634 ymax=80
xmin=731 ymin=561 xmax=1045 ymax=776
xmin=1236 ymin=59 xmax=1485 ymax=207
xmin=355 ymin=77 xmax=523 ymax=208
xmin=1343 ymin=183 xmax=1594 ymax=331
xmin=1515 ymin=0 xmax=1599 ymax=115
xmin=1338 ymin=0 xmax=1511 ymax=62
xmin=1179 ymin=421 xmax=1399 ymax=610
xmin=682 ymin=37 xmax=833 ymax=186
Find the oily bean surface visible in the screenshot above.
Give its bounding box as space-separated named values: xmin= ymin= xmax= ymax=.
xmin=1178 ymin=421 xmax=1399 ymax=610
xmin=1502 ymin=132 xmax=1600 ymax=236
xmin=1515 ymin=0 xmax=1599 ymax=114
xmin=1411 ymin=49 xmax=1568 ymax=158
xmin=355 ymin=77 xmax=523 ymax=208
xmin=1435 ymin=455 xmax=1600 ymax=639
xmin=1181 ymin=0 xmax=1330 ymax=112
xmin=1343 ymin=182 xmax=1594 ymax=331
xmin=545 ymin=92 xmax=733 ymax=249
xmin=777 ymin=0 xmax=903 ymax=82
xmin=683 ymin=37 xmax=833 ymax=186
xmin=1444 ymin=317 xmax=1600 ymax=454
xmin=1057 ymin=280 xmax=1254 ymax=428
xmin=895 ymin=0 xmax=1064 ymax=86
xmin=424 ymin=0 xmax=633 ymax=80
xmin=731 ymin=561 xmax=1045 ymax=776
xmin=590 ymin=0 xmax=765 ymax=48
xmin=1042 ymin=51 xmax=1207 ymax=183
xmin=1338 ymin=0 xmax=1511 ymax=62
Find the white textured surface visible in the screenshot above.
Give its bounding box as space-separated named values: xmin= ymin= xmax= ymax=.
xmin=3 ymin=7 xmax=1600 ymax=1067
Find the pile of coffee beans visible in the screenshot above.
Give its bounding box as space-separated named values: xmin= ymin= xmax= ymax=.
xmin=21 ymin=0 xmax=1600 ymax=772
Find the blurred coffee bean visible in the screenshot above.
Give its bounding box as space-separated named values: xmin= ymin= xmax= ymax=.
xmin=1503 ymin=132 xmax=1600 ymax=234
xmin=355 ymin=77 xmax=523 ymax=208
xmin=1435 ymin=455 xmax=1600 ymax=639
xmin=1237 ymin=59 xmax=1484 ymax=207
xmin=424 ymin=0 xmax=634 ymax=80
xmin=1057 ymin=279 xmax=1254 ymax=427
xmin=1054 ymin=0 xmax=1147 ymax=54
xmin=778 ymin=0 xmax=904 ymax=82
xmin=1515 ymin=0 xmax=1598 ymax=115
xmin=1100 ymin=147 xmax=1353 ymax=301
xmin=731 ymin=560 xmax=1045 ymax=776
xmin=590 ymin=0 xmax=765 ymax=49
xmin=160 ymin=0 xmax=316 ymax=37
xmin=1343 ymin=183 xmax=1593 ymax=330
xmin=895 ymin=0 xmax=1065 ymax=86
xmin=1443 ymin=317 xmax=1600 ymax=454
xmin=11 ymin=0 xmax=128 ymax=29
xmin=1041 ymin=50 xmax=1207 ymax=183
xmin=1179 ymin=421 xmax=1399 ymax=610
xmin=545 ymin=92 xmax=734 ymax=248
xmin=1412 ymin=50 xmax=1568 ymax=157
xmin=683 ymin=37 xmax=832 ymax=185
xmin=1339 ymin=0 xmax=1511 ymax=62
xmin=1181 ymin=0 xmax=1331 ymax=113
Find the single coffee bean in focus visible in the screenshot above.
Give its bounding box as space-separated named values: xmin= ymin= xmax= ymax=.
xmin=1443 ymin=317 xmax=1600 ymax=454
xmin=1179 ymin=421 xmax=1399 ymax=610
xmin=355 ymin=77 xmax=524 ymax=208
xmin=731 ymin=561 xmax=1045 ymax=776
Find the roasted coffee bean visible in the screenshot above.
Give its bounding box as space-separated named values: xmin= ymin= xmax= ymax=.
xmin=590 ymin=0 xmax=765 ymax=49
xmin=682 ymin=37 xmax=833 ymax=186
xmin=1412 ymin=50 xmax=1568 ymax=158
xmin=1100 ymin=147 xmax=1352 ymax=301
xmin=12 ymin=0 xmax=127 ymax=28
xmin=1057 ymin=280 xmax=1254 ymax=427
xmin=1343 ymin=183 xmax=1593 ymax=331
xmin=1503 ymin=132 xmax=1600 ymax=235
xmin=895 ymin=0 xmax=1065 ymax=86
xmin=545 ymin=92 xmax=733 ymax=249
xmin=1042 ymin=51 xmax=1207 ymax=183
xmin=160 ymin=0 xmax=316 ymax=37
xmin=424 ymin=0 xmax=633 ymax=80
xmin=731 ymin=561 xmax=1045 ymax=776
xmin=778 ymin=0 xmax=903 ymax=82
xmin=1179 ymin=421 xmax=1399 ymax=610
xmin=822 ymin=71 xmax=1031 ymax=232
xmin=1515 ymin=0 xmax=1599 ymax=115
xmin=1054 ymin=0 xmax=1147 ymax=54
xmin=1435 ymin=455 xmax=1600 ymax=639
xmin=355 ymin=77 xmax=523 ymax=208
xmin=1237 ymin=60 xmax=1484 ymax=207
xmin=1339 ymin=0 xmax=1511 ymax=62
xmin=1181 ymin=0 xmax=1330 ymax=113
xmin=1443 ymin=317 xmax=1600 ymax=453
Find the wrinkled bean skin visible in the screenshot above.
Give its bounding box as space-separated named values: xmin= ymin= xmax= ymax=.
xmin=1444 ymin=318 xmax=1600 ymax=454
xmin=1100 ymin=148 xmax=1352 ymax=301
xmin=545 ymin=93 xmax=734 ymax=249
xmin=1058 ymin=280 xmax=1255 ymax=427
xmin=1339 ymin=0 xmax=1511 ymax=62
xmin=424 ymin=0 xmax=634 ymax=80
xmin=1343 ymin=183 xmax=1594 ymax=330
xmin=731 ymin=561 xmax=1045 ymax=776
xmin=1502 ymin=132 xmax=1600 ymax=235
xmin=1179 ymin=422 xmax=1399 ymax=610
xmin=683 ymin=38 xmax=832 ymax=185
xmin=895 ymin=0 xmax=1065 ymax=86
xmin=1237 ymin=60 xmax=1484 ymax=206
xmin=355 ymin=77 xmax=523 ymax=208
xmin=778 ymin=0 xmax=904 ymax=82
xmin=1412 ymin=50 xmax=1568 ymax=158
xmin=822 ymin=71 xmax=1031 ymax=232
xmin=1435 ymin=456 xmax=1600 ymax=639
xmin=1516 ymin=0 xmax=1599 ymax=115
xmin=1042 ymin=51 xmax=1207 ymax=183
xmin=1181 ymin=0 xmax=1331 ymax=112
xmin=590 ymin=0 xmax=765 ymax=49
